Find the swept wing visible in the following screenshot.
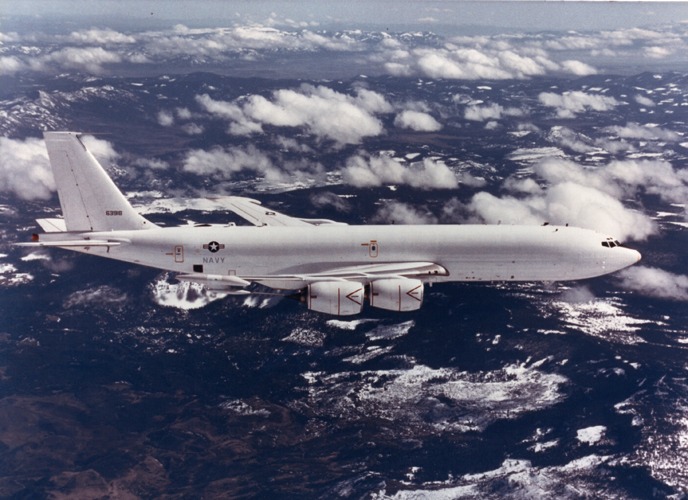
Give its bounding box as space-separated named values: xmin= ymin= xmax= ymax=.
xmin=220 ymin=196 xmax=347 ymax=227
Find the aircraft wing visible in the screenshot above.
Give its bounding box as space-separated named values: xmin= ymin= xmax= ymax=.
xmin=251 ymin=261 xmax=449 ymax=289
xmin=175 ymin=261 xmax=448 ymax=293
xmin=221 ymin=196 xmax=347 ymax=227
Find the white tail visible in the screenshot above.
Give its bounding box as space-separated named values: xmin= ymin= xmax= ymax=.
xmin=44 ymin=132 xmax=156 ymax=232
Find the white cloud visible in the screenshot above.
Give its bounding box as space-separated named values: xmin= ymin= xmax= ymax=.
xmin=560 ymin=60 xmax=597 ymax=76
xmin=341 ymin=154 xmax=458 ymax=190
xmin=67 ymin=28 xmax=136 ymax=45
xmin=41 ymin=46 xmax=123 ymax=74
xmin=197 ymin=85 xmax=392 ymax=145
xmin=538 ymin=91 xmax=621 ymax=118
xmin=157 ymin=110 xmax=175 ymax=127
xmin=182 ymin=123 xmax=204 ymax=135
xmin=0 ymin=137 xmax=54 ymax=200
xmin=634 ymin=95 xmax=655 ymax=107
xmin=183 ymin=145 xmax=275 ymax=178
xmin=643 ymin=46 xmax=672 ymax=59
xmin=371 ymin=201 xmax=438 ymax=224
xmin=135 ymin=158 xmax=169 ymax=170
xmin=464 ymin=103 xmax=524 ymax=122
xmin=466 ymin=155 xmax=688 ymax=241
xmin=182 ymin=145 xmax=322 ymax=184
xmin=142 ymin=24 xmax=362 ymax=61
xmin=378 ymin=33 xmax=602 ymax=80
xmin=617 ymin=266 xmax=688 ymax=301
xmin=469 ymin=182 xmax=654 ymax=241
xmin=80 ymin=135 xmax=120 ymax=166
xmin=0 ymin=56 xmax=26 ymax=76
xmin=535 ymin=157 xmax=688 ymax=205
xmin=394 ymin=110 xmax=442 ymax=132
xmin=4 ymin=22 xmax=687 ymax=79
xmin=604 ymin=122 xmax=679 ymax=142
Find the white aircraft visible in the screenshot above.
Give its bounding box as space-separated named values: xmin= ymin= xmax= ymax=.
xmin=18 ymin=132 xmax=641 ymax=315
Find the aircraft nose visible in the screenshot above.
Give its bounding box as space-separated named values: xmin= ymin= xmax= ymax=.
xmin=622 ymin=248 xmax=642 ymax=267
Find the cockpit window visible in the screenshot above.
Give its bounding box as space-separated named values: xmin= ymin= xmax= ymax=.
xmin=601 ymin=237 xmax=622 ymax=248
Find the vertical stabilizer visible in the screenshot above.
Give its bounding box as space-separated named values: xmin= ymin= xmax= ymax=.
xmin=43 ymin=132 xmax=156 ymax=232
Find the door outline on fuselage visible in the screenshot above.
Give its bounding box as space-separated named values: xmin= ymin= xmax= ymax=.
xmin=361 ymin=240 xmax=379 ymax=258
xmin=174 ymin=245 xmax=184 ymax=263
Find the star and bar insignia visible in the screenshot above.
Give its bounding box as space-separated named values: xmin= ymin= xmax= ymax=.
xmin=203 ymin=241 xmax=225 ymax=253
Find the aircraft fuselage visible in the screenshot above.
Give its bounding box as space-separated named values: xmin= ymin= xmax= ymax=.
xmin=47 ymin=223 xmax=641 ymax=289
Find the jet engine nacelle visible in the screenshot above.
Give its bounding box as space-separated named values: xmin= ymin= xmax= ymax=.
xmin=308 ymin=281 xmax=364 ymax=316
xmin=370 ymin=278 xmax=424 ymax=312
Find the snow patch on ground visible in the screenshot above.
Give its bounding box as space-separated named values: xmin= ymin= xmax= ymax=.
xmin=0 ymin=262 xmax=33 ymax=286
xmin=302 ymin=361 xmax=567 ymax=435
xmin=507 ymin=147 xmax=566 ymax=163
xmin=365 ymin=320 xmax=414 ymax=341
xmin=374 ymin=455 xmax=618 ymax=499
xmin=282 ymin=328 xmax=327 ymax=347
xmin=544 ymin=297 xmax=649 ymax=344
xmin=577 ymin=425 xmax=607 ymax=445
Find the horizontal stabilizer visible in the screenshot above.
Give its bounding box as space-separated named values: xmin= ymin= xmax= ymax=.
xmin=16 ymin=240 xmax=123 ymax=248
xmin=36 ymin=218 xmax=67 ymax=233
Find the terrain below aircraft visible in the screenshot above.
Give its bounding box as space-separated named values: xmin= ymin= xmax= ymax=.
xmin=18 ymin=132 xmax=641 ymax=315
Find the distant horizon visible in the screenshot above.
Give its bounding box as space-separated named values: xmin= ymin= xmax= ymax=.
xmin=3 ymin=1 xmax=688 ymax=34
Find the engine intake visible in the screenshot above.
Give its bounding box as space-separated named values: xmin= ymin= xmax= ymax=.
xmin=307 ymin=281 xmax=364 ymax=316
xmin=370 ymin=278 xmax=424 ymax=312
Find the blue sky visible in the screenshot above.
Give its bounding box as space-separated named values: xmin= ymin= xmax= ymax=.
xmin=4 ymin=1 xmax=688 ymax=33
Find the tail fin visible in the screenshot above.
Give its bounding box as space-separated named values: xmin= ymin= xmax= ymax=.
xmin=44 ymin=132 xmax=156 ymax=232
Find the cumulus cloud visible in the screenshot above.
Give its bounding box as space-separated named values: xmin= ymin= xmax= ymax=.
xmin=378 ymin=32 xmax=601 ymax=80
xmin=67 ymin=28 xmax=136 ymax=45
xmin=371 ymin=201 xmax=438 ymax=224
xmin=41 ymin=46 xmax=123 ymax=74
xmin=341 ymin=154 xmax=458 ymax=190
xmin=394 ymin=110 xmax=442 ymax=131
xmin=80 ymin=135 xmax=120 ymax=166
xmin=0 ymin=135 xmax=120 ymax=198
xmin=617 ymin=266 xmax=688 ymax=301
xmin=560 ymin=60 xmax=597 ymax=76
xmin=142 ymin=24 xmax=361 ymax=62
xmin=183 ymin=145 xmax=322 ymax=184
xmin=0 ymin=56 xmax=26 ymax=76
xmin=604 ymin=122 xmax=680 ymax=142
xmin=183 ymin=145 xmax=276 ymax=178
xmin=464 ymin=103 xmax=524 ymax=122
xmin=535 ymin=158 xmax=688 ymax=205
xmin=634 ymin=95 xmax=655 ymax=107
xmin=197 ymin=85 xmax=392 ymax=145
xmin=538 ymin=91 xmax=621 ymax=118
xmin=4 ymin=22 xmax=686 ymax=79
xmin=157 ymin=110 xmax=175 ymax=127
xmin=309 ymin=191 xmax=352 ymax=213
xmin=469 ymin=182 xmax=654 ymax=241
xmin=0 ymin=136 xmax=54 ymax=200
xmin=466 ymin=155 xmax=688 ymax=241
